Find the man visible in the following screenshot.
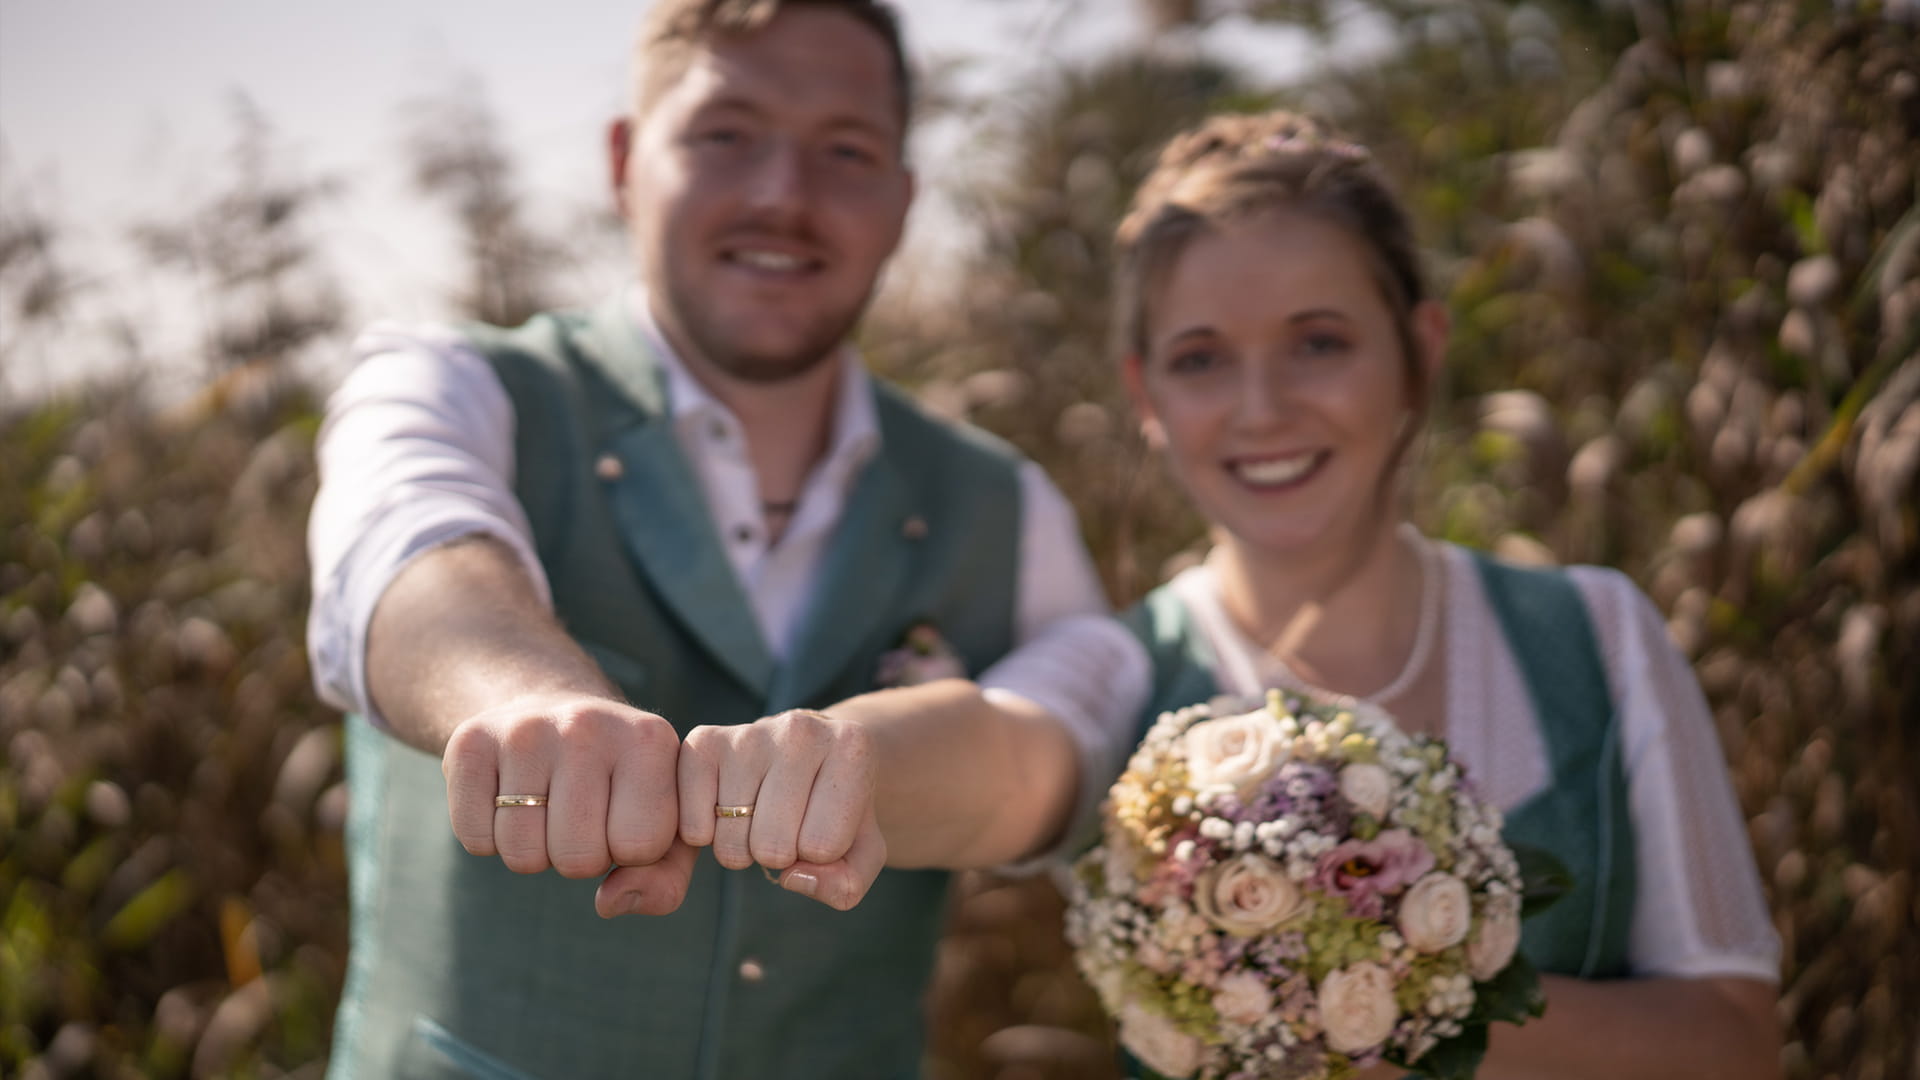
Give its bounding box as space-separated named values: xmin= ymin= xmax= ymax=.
xmin=305 ymin=2 xmax=1129 ymax=1077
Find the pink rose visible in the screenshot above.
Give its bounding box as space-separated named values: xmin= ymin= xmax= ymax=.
xmin=1467 ymin=906 xmax=1522 ymax=980
xmin=1397 ymin=872 xmax=1472 ymax=953
xmin=1318 ymin=962 xmax=1399 ymax=1055
xmin=1312 ymin=829 xmax=1436 ymax=919
xmin=1213 ymin=971 xmax=1274 ymax=1026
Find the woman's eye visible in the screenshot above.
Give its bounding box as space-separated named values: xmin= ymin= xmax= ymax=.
xmin=1301 ymin=332 xmax=1349 ymax=356
xmin=696 ymin=128 xmax=747 ymax=148
xmin=1166 ymin=349 xmax=1221 ymax=374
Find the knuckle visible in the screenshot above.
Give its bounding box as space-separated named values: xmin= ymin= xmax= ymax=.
xmin=682 ymin=725 xmax=724 ymax=757
xmin=780 ymin=708 xmax=829 ymax=748
xmin=613 ymin=812 xmax=677 ymax=862
xmin=798 ymin=834 xmax=842 ymax=865
xmin=501 ymin=849 xmax=549 ymax=875
xmin=552 ymin=851 xmax=610 ymax=879
xmin=499 ymin=718 xmax=556 ymax=759
xmin=752 ymin=837 xmax=797 ymax=870
xmin=633 ymin=710 xmax=679 ymax=745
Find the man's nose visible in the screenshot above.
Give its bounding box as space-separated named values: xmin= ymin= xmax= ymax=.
xmin=743 ymin=138 xmax=808 ymax=218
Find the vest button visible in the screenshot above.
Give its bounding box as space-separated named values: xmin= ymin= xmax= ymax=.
xmin=738 ymin=958 xmax=766 ymax=983
xmin=594 ymin=453 xmax=624 ymax=481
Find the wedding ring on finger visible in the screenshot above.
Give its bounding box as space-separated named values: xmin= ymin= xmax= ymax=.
xmin=494 ymin=794 xmax=550 ymax=808
xmin=715 ymin=804 xmax=755 ymax=819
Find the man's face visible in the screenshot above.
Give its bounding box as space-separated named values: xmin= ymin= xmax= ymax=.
xmin=615 ymin=6 xmax=913 ymax=384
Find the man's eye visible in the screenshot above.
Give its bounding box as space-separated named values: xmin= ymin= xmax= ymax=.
xmin=696 ymin=128 xmax=746 ymax=147
xmin=1302 ymin=333 xmax=1349 ymax=356
xmin=828 ymin=143 xmax=878 ymax=166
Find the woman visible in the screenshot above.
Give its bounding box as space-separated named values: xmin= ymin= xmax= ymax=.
xmin=1073 ymin=110 xmax=1780 ymax=1077
xmin=684 ymin=110 xmax=1782 ymax=1078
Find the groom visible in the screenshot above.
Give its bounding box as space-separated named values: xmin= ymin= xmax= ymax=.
xmin=305 ymin=1 xmax=1113 ymax=1077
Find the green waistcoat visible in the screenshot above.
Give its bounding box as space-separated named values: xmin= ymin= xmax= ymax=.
xmin=329 ymin=298 xmax=1025 ymax=1080
xmin=1119 ymin=551 xmax=1637 ymax=979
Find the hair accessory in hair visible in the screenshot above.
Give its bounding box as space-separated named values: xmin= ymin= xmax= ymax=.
xmin=1263 ymin=128 xmax=1371 ymax=163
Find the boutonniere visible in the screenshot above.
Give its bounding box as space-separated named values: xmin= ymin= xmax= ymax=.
xmin=874 ymin=621 xmax=967 ymax=688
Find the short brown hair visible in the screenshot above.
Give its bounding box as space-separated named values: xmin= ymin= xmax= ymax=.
xmin=631 ymin=0 xmax=913 ymax=135
xmin=1114 ymin=110 xmax=1432 ymax=472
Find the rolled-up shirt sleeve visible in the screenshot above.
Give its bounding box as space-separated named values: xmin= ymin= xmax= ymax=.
xmin=993 ymin=463 xmax=1152 ymax=866
xmin=306 ymin=324 xmax=551 ymax=724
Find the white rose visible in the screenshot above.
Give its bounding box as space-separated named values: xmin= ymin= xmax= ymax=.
xmin=1339 ymin=763 xmax=1393 ymax=818
xmin=1118 ymin=1001 xmax=1205 ymax=1078
xmin=1318 ymin=962 xmax=1400 ymax=1055
xmin=1467 ymin=905 xmax=1522 ymax=980
xmin=1398 ymin=873 xmax=1472 ymax=953
xmin=1213 ymin=971 xmax=1274 ymax=1026
xmin=1185 ymin=709 xmax=1291 ymax=794
xmin=1194 ymin=854 xmax=1306 ymax=936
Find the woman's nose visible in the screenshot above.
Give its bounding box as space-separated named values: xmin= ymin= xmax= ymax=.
xmin=1234 ymin=359 xmax=1290 ymax=427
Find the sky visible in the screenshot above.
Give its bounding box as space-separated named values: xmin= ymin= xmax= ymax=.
xmin=0 ymin=0 xmax=1381 ymax=400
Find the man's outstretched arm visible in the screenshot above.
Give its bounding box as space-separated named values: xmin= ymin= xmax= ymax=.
xmin=365 ymin=534 xmax=694 ymax=917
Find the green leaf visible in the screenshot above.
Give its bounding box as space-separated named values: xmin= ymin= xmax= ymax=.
xmin=1469 ymin=951 xmax=1548 ymax=1025
xmin=1399 ymin=1023 xmax=1488 ymax=1079
xmin=1512 ymin=844 xmax=1572 ymax=919
xmin=101 ymin=869 xmax=195 ymax=950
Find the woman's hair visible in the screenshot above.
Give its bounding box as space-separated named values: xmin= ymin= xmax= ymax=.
xmin=1114 ymin=111 xmax=1434 ymax=472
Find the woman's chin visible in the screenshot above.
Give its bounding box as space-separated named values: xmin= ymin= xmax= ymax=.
xmin=1216 ymin=520 xmax=1340 ymax=563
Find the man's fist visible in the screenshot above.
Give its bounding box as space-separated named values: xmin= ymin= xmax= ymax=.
xmin=442 ymin=693 xmax=689 ymax=912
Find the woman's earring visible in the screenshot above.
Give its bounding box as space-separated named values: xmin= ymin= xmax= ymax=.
xmin=1142 ymin=419 xmax=1167 ymax=450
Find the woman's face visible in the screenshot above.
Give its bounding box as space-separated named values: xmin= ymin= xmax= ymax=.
xmin=1125 ymin=208 xmax=1444 ymax=562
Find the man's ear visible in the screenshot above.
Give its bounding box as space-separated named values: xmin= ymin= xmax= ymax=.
xmin=608 ymin=117 xmax=635 ymax=219
xmin=1121 ymin=352 xmax=1167 ymax=449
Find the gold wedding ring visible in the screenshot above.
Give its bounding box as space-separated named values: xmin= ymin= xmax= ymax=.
xmin=494 ymin=794 xmax=550 ymax=808
xmin=715 ymin=804 xmax=755 ymax=819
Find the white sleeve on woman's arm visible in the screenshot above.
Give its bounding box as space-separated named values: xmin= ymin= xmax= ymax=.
xmin=1572 ymin=567 xmax=1781 ymax=982
xmin=981 ymin=615 xmax=1152 ymax=866
xmin=306 ymin=325 xmax=551 ymax=723
xmin=989 ymin=463 xmax=1153 ymax=865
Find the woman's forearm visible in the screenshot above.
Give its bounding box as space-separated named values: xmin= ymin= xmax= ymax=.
xmin=832 ymin=679 xmax=1081 ymax=869
xmin=1481 ymin=974 xmax=1779 ymax=1080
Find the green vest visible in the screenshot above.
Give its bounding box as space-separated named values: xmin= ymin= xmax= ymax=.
xmin=330 ymin=298 xmax=1025 ymax=1080
xmin=1120 ymin=550 xmax=1637 ymax=979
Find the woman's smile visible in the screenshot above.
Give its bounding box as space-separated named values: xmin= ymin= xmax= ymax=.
xmin=1225 ymin=449 xmax=1331 ymax=492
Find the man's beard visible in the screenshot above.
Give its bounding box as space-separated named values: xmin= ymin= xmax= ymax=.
xmin=663 ymin=272 xmax=867 ymax=385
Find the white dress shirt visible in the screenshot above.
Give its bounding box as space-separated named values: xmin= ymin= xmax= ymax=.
xmin=306 ymin=296 xmax=1127 ymax=712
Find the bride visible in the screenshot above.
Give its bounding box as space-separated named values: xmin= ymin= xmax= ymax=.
xmin=681 ymin=110 xmax=1781 ymax=1078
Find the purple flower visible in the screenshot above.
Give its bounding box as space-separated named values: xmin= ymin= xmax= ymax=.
xmin=1311 ymin=828 xmax=1436 ymax=919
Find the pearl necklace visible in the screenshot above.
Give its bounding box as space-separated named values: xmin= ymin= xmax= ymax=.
xmin=1264 ymin=525 xmax=1441 ymax=709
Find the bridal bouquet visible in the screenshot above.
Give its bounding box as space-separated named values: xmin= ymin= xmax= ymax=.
xmin=1066 ymin=691 xmax=1562 ymax=1079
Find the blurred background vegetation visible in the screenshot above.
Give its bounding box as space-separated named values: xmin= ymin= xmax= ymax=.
xmin=2 ymin=0 xmax=1915 ymax=1077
